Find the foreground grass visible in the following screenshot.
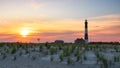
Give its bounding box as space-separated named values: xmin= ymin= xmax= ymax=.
xmin=0 ymin=42 xmax=120 ymax=68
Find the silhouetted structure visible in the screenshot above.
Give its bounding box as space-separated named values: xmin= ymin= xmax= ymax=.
xmin=74 ymin=38 xmax=85 ymax=44
xmin=84 ymin=19 xmax=88 ymax=44
xmin=55 ymin=40 xmax=64 ymax=44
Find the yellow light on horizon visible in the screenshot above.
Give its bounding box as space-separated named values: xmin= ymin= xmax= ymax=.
xmin=21 ymin=29 xmax=29 ymax=37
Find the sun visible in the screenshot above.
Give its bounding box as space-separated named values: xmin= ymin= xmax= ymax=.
xmin=21 ymin=29 xmax=29 ymax=37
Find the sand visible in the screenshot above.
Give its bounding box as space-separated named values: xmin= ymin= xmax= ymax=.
xmin=0 ymin=44 xmax=120 ymax=68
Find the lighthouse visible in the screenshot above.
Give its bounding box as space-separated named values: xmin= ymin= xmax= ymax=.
xmin=84 ymin=19 xmax=88 ymax=44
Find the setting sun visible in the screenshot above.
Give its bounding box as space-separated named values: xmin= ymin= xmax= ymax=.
xmin=21 ymin=29 xmax=30 ymax=37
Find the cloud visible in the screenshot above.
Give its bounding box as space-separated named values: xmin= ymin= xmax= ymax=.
xmin=0 ymin=33 xmax=18 ymax=42
xmin=86 ymin=14 xmax=120 ymax=42
xmin=89 ymin=14 xmax=120 ymax=20
xmin=88 ymin=14 xmax=120 ymax=25
xmin=27 ymin=0 xmax=50 ymax=10
xmin=89 ymin=25 xmax=120 ymax=36
xmin=0 ymin=14 xmax=120 ymax=42
xmin=0 ymin=33 xmax=17 ymax=38
xmin=25 ymin=30 xmax=84 ymax=42
xmin=30 ymin=0 xmax=41 ymax=9
xmin=30 ymin=30 xmax=83 ymax=36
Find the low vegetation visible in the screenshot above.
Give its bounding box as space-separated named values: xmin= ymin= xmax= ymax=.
xmin=0 ymin=42 xmax=120 ymax=68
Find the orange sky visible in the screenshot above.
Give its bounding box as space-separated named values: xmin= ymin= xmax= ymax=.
xmin=0 ymin=14 xmax=120 ymax=42
xmin=0 ymin=0 xmax=120 ymax=42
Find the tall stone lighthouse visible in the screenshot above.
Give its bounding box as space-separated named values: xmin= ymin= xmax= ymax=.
xmin=84 ymin=19 xmax=88 ymax=44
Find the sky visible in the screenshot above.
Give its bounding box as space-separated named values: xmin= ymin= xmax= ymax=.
xmin=0 ymin=0 xmax=120 ymax=42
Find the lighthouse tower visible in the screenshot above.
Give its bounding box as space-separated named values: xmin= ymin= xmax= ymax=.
xmin=84 ymin=19 xmax=88 ymax=44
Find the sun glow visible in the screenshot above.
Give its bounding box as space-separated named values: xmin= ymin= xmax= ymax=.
xmin=21 ymin=29 xmax=30 ymax=37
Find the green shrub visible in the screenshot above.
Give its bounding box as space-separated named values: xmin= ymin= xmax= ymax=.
xmin=70 ymin=46 xmax=75 ymax=53
xmin=63 ymin=46 xmax=70 ymax=56
xmin=43 ymin=50 xmax=48 ymax=55
xmin=76 ymin=55 xmax=80 ymax=62
xmin=19 ymin=51 xmax=22 ymax=56
xmin=32 ymin=55 xmax=36 ymax=60
xmin=25 ymin=49 xmax=29 ymax=54
xmin=39 ymin=45 xmax=43 ymax=52
xmin=114 ymin=56 xmax=119 ymax=62
xmin=114 ymin=46 xmax=119 ymax=52
xmin=45 ymin=42 xmax=50 ymax=49
xmin=11 ymin=48 xmax=16 ymax=54
xmin=59 ymin=54 xmax=64 ymax=62
xmin=50 ymin=56 xmax=54 ymax=61
xmin=83 ymin=54 xmax=87 ymax=60
xmin=50 ymin=47 xmax=55 ymax=55
xmin=109 ymin=60 xmax=112 ymax=66
xmin=67 ymin=57 xmax=71 ymax=64
xmin=74 ymin=48 xmax=80 ymax=57
xmin=100 ymin=64 xmax=103 ymax=68
xmin=2 ymin=54 xmax=6 ymax=60
xmin=13 ymin=55 xmax=16 ymax=61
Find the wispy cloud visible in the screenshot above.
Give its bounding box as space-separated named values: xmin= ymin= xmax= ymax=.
xmin=0 ymin=14 xmax=120 ymax=42
xmin=87 ymin=14 xmax=120 ymax=42
xmin=31 ymin=30 xmax=82 ymax=36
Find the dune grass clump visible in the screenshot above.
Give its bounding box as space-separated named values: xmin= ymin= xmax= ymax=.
xmin=95 ymin=51 xmax=100 ymax=59
xmin=39 ymin=45 xmax=43 ymax=52
xmin=11 ymin=48 xmax=17 ymax=54
xmin=83 ymin=54 xmax=87 ymax=60
xmin=25 ymin=48 xmax=29 ymax=54
xmin=49 ymin=47 xmax=57 ymax=55
xmin=2 ymin=54 xmax=7 ymax=60
xmin=19 ymin=51 xmax=22 ymax=56
xmin=43 ymin=50 xmax=49 ymax=56
xmin=100 ymin=64 xmax=104 ymax=68
xmin=99 ymin=47 xmax=103 ymax=52
xmin=95 ymin=52 xmax=108 ymax=68
xmin=84 ymin=45 xmax=89 ymax=51
xmin=45 ymin=42 xmax=50 ymax=49
xmin=63 ymin=46 xmax=70 ymax=57
xmin=67 ymin=57 xmax=72 ymax=64
xmin=31 ymin=55 xmax=36 ymax=60
xmin=102 ymin=57 xmax=108 ymax=68
xmin=76 ymin=55 xmax=81 ymax=62
xmin=50 ymin=55 xmax=54 ymax=61
xmin=13 ymin=55 xmax=16 ymax=61
xmin=109 ymin=60 xmax=112 ymax=66
xmin=59 ymin=54 xmax=64 ymax=62
xmin=95 ymin=51 xmax=109 ymax=68
xmin=70 ymin=45 xmax=75 ymax=53
xmin=58 ymin=45 xmax=62 ymax=50
xmin=114 ymin=46 xmax=119 ymax=52
xmin=4 ymin=48 xmax=9 ymax=54
xmin=100 ymin=55 xmax=108 ymax=68
xmin=89 ymin=45 xmax=93 ymax=50
xmin=74 ymin=47 xmax=80 ymax=57
xmin=114 ymin=55 xmax=119 ymax=62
